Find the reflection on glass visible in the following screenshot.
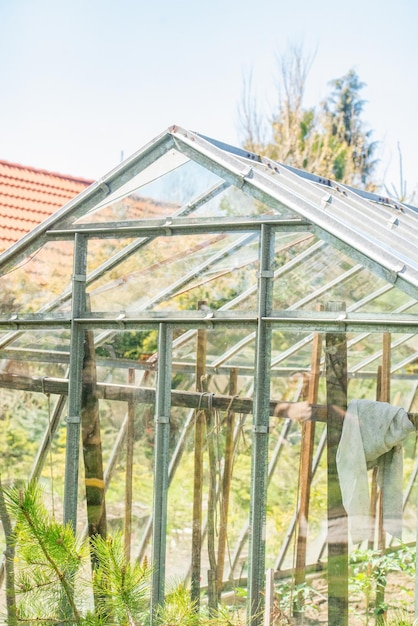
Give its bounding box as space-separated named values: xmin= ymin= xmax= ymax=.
xmin=0 ymin=240 xmax=74 ymax=313
xmin=76 ymin=154 xmax=220 ymax=223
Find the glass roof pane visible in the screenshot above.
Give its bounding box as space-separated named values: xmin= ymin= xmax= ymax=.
xmin=76 ymin=152 xmax=221 ymax=223
xmin=193 ymin=185 xmax=298 ymax=219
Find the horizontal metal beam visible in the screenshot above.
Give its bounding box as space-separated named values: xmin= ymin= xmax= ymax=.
xmin=46 ymin=216 xmax=310 ymax=239
xmin=0 ymin=309 xmax=417 ymax=333
xmin=1 ymin=349 xmax=417 ymax=381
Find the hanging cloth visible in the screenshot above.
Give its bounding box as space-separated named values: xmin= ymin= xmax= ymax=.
xmin=336 ymin=399 xmax=414 ymax=544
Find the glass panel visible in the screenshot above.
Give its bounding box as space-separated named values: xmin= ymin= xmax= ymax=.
xmin=0 ymin=239 xmax=74 ymax=313
xmin=0 ymin=388 xmax=54 ymax=482
xmin=194 ymin=184 xmax=298 ymax=219
xmin=88 ymin=232 xmax=260 ymax=313
xmin=272 ymin=236 xmax=418 ymax=315
xmin=0 ymin=329 xmax=71 ymax=376
xmin=75 ymin=153 xmax=220 ymax=223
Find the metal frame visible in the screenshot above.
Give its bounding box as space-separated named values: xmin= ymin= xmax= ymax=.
xmin=1 ymin=126 xmax=418 ymax=625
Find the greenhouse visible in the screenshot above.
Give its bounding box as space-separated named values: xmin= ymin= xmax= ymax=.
xmin=0 ymin=125 xmax=418 ymax=625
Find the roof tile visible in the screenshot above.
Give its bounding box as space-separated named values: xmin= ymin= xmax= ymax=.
xmin=0 ymin=159 xmax=92 ymax=252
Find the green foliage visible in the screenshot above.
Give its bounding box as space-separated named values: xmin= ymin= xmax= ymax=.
xmin=156 ymin=582 xmax=198 ymax=626
xmin=96 ymin=330 xmax=158 ymax=361
xmin=323 ymin=69 xmax=378 ymax=186
xmin=156 ymin=581 xmax=246 ymax=626
xmin=0 ymin=396 xmax=45 ymax=479
xmin=241 ymin=47 xmax=378 ymax=190
xmin=349 ymin=546 xmax=416 ymax=624
xmin=1 ymin=482 xmax=249 ymax=626
xmin=90 ymin=533 xmax=151 ymax=625
xmin=2 ymin=481 xmax=153 ymax=625
xmin=5 ymin=481 xmax=87 ymax=623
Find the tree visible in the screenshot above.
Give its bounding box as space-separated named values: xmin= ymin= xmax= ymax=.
xmin=239 ymin=47 xmax=378 ymax=190
xmin=323 ymin=69 xmax=378 ymax=186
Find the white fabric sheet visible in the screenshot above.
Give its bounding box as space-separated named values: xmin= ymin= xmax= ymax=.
xmin=336 ymin=400 xmax=414 ymax=544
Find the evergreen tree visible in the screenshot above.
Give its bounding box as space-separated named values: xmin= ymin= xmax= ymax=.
xmin=323 ymin=69 xmax=378 ymax=186
xmin=240 ymin=48 xmax=378 ymax=190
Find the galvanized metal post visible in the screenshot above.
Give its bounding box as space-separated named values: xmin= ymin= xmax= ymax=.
xmin=151 ymin=323 xmax=172 ymax=620
xmin=64 ymin=233 xmax=87 ymax=530
xmin=248 ymin=224 xmax=274 ymax=624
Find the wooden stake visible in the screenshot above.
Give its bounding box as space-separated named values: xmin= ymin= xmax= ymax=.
xmin=217 ymin=368 xmax=238 ymax=595
xmin=325 ymin=301 xmax=348 ymax=626
xmin=191 ymin=302 xmax=207 ymax=610
xmin=124 ymin=368 xmax=135 ymax=561
xmin=264 ymin=568 xmax=275 ymax=626
xmin=202 ymin=374 xmax=218 ymax=614
xmin=81 ymin=329 xmax=107 ymax=545
xmin=375 ymin=334 xmax=391 ymax=624
xmin=294 ymin=313 xmax=323 ymax=619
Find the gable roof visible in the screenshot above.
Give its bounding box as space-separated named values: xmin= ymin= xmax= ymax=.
xmin=0 ymin=126 xmax=417 ymax=308
xmin=0 ymin=159 xmax=92 ymax=252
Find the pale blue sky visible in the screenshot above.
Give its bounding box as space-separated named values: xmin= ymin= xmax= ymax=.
xmin=0 ymin=0 xmax=417 ymax=197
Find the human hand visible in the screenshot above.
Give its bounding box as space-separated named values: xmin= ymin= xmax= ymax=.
xmin=286 ymin=401 xmax=312 ymax=422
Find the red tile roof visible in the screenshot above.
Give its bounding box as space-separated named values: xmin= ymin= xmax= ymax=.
xmin=0 ymin=159 xmax=93 ymax=252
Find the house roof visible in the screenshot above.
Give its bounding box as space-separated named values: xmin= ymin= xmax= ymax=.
xmin=0 ymin=159 xmax=92 ymax=252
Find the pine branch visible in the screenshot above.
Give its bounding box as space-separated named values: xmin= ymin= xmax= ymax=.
xmin=17 ymin=503 xmax=81 ymax=622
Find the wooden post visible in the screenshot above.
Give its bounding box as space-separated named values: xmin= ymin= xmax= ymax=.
xmin=124 ymin=368 xmax=135 ymax=561
xmin=191 ymin=301 xmax=207 ymax=610
xmin=217 ymin=368 xmax=238 ymax=595
xmin=380 ymin=332 xmax=391 ymax=404
xmin=325 ymin=301 xmax=348 ymax=626
xmin=203 ymin=372 xmax=218 ymax=614
xmin=81 ymin=329 xmax=107 ymax=545
xmin=294 ymin=314 xmax=323 ymax=620
xmin=264 ymin=568 xmax=275 ymax=626
xmin=375 ymin=334 xmax=391 ymax=624
xmin=372 ymin=333 xmax=391 ymax=552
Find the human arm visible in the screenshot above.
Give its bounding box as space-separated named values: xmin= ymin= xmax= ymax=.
xmin=273 ymin=400 xmax=312 ymax=422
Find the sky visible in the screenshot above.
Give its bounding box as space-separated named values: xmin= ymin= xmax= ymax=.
xmin=0 ymin=0 xmax=417 ymax=200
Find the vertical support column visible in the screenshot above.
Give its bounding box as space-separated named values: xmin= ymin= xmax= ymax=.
xmin=64 ymin=233 xmax=88 ymax=530
xmin=151 ymin=323 xmax=172 ymax=617
xmin=248 ymin=224 xmax=274 ymax=625
xmin=325 ymin=301 xmax=348 ymax=626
